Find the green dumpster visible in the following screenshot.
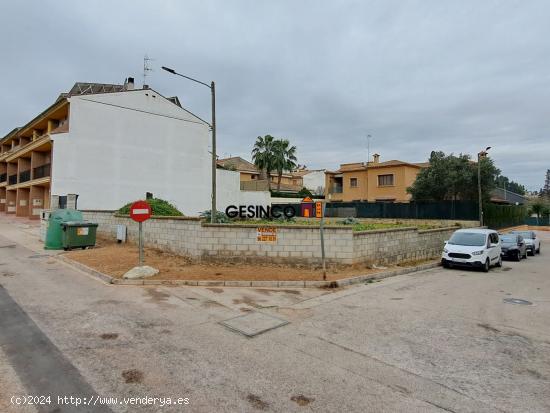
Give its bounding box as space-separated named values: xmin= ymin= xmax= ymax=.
xmin=45 ymin=209 xmax=85 ymax=250
xmin=61 ymin=221 xmax=98 ymax=251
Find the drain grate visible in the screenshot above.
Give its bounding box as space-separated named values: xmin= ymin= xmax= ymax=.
xmin=503 ymin=298 xmax=532 ymax=306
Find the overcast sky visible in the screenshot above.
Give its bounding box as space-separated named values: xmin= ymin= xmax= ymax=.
xmin=1 ymin=1 xmax=548 ymax=190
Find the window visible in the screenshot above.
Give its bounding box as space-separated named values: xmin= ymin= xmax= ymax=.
xmin=350 ymin=177 xmax=358 ymax=188
xmin=378 ymin=174 xmax=394 ymax=186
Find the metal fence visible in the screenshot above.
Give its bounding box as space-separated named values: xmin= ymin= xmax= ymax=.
xmin=525 ymin=216 xmax=550 ymax=226
xmin=325 ymin=201 xmax=479 ymax=220
xmin=33 ymin=163 xmax=51 ymax=180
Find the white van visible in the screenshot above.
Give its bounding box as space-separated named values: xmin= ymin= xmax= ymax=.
xmin=441 ymin=229 xmax=502 ymax=272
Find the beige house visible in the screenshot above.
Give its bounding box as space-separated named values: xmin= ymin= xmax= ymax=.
xmin=325 ymin=154 xmax=429 ymax=202
xmin=217 ymin=156 xmax=304 ymax=192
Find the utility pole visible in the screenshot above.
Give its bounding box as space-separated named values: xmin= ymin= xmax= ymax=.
xmin=366 ymin=134 xmax=372 ymax=202
xmin=161 ymin=66 xmax=217 ymax=223
xmin=477 ymin=146 xmax=491 ymax=226
xmin=211 ymin=81 xmax=217 ymax=223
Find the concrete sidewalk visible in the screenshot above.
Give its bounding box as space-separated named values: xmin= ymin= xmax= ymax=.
xmin=0 ymin=215 xmax=51 ymax=255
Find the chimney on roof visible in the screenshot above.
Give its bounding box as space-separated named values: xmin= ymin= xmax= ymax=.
xmin=373 ymin=153 xmax=380 ymax=164
xmin=125 ymin=77 xmax=135 ymax=90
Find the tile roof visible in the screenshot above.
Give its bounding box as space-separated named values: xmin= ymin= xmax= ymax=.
xmin=336 ymin=160 xmax=429 ymax=172
xmin=217 ymin=156 xmax=258 ymax=173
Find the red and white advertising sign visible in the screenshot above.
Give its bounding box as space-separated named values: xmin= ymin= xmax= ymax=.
xmin=130 ymin=200 xmax=152 ymax=223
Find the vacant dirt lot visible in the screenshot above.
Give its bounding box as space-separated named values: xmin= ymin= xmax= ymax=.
xmin=65 ymin=237 xmax=430 ymax=281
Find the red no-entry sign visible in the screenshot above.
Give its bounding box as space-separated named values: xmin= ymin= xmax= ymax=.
xmin=130 ymin=200 xmax=152 ymax=223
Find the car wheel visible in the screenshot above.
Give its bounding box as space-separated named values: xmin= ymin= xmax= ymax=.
xmin=515 ymin=251 xmax=521 ymax=261
xmin=496 ymin=256 xmax=502 ymax=267
xmin=442 ymin=260 xmax=449 ymax=268
xmin=483 ymin=259 xmax=490 ymax=272
xmin=529 ymin=248 xmax=535 ymax=256
xmin=536 ymin=246 xmax=541 ymax=254
xmin=523 ymin=250 xmax=528 ymax=259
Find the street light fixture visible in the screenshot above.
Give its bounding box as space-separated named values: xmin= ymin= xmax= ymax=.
xmin=161 ymin=66 xmax=217 ymax=223
xmin=477 ymin=146 xmax=491 ymax=226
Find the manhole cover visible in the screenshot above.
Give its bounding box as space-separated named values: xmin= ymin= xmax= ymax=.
xmin=220 ymin=312 xmax=289 ymax=337
xmin=503 ymin=298 xmax=532 ymax=306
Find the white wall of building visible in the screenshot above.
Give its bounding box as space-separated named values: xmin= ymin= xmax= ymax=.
xmin=303 ymin=170 xmax=325 ymax=195
xmin=51 ymin=89 xmax=212 ymax=215
xmin=217 ymin=168 xmax=270 ymax=211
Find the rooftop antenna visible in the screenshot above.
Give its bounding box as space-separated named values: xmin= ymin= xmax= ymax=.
xmin=143 ymin=54 xmax=154 ymax=86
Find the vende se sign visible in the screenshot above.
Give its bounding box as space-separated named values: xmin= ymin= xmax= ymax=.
xmin=257 ymin=227 xmax=277 ymax=243
xmin=130 ymin=200 xmax=152 ymax=223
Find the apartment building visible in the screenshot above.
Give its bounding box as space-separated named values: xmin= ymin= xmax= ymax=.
xmin=325 ymin=154 xmax=429 ymax=202
xmin=0 ymin=79 xmax=268 ymax=218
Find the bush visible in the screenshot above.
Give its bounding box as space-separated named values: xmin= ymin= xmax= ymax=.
xmin=200 ymin=210 xmax=231 ymax=223
xmin=298 ymin=187 xmax=313 ymax=198
xmin=340 ymin=217 xmax=360 ymax=225
xmin=118 ymin=198 xmax=183 ymax=216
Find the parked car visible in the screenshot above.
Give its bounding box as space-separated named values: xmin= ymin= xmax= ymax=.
xmin=442 ymin=229 xmax=502 ymax=272
xmin=510 ymin=230 xmax=541 ymax=255
xmin=499 ymin=234 xmax=527 ymax=261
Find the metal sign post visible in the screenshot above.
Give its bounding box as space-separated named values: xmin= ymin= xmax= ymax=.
xmin=318 ymin=202 xmax=327 ymax=280
xmin=138 ymin=222 xmax=143 ymax=266
xmin=129 ymin=200 xmax=152 ymax=267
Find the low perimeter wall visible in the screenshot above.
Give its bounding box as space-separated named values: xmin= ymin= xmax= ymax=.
xmin=82 ymin=211 xmax=460 ymax=267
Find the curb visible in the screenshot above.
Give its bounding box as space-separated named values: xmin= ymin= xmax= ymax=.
xmin=55 ymin=254 xmax=441 ymax=289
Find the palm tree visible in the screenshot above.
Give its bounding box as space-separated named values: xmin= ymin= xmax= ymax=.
xmin=272 ymin=139 xmax=297 ymax=191
xmin=252 ymin=135 xmax=275 ymax=184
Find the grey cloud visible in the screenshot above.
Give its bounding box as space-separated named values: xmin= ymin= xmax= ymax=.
xmin=1 ymin=0 xmax=548 ymax=190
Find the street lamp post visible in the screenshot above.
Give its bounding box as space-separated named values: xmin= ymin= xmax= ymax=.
xmin=477 ymin=146 xmax=491 ymax=226
xmin=366 ymin=134 xmax=372 ymax=201
xmin=162 ymin=66 xmax=216 ymax=223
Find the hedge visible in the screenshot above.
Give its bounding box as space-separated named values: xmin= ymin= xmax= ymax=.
xmin=484 ymin=203 xmax=527 ymax=229
xmin=118 ymin=198 xmax=183 ymax=217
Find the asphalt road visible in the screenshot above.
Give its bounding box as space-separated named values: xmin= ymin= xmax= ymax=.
xmin=0 ymin=228 xmax=549 ymax=413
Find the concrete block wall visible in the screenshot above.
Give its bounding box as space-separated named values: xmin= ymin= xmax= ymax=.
xmin=82 ymin=211 xmax=354 ymax=265
xmin=82 ymin=211 xmax=456 ymax=267
xmin=352 ymin=226 xmax=458 ymax=265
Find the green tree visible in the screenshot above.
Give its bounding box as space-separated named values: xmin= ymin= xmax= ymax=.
xmin=495 ymin=175 xmax=526 ymax=195
xmin=272 ymin=139 xmax=297 ymax=191
xmin=540 ymin=169 xmax=550 ymax=199
xmin=251 ymin=135 xmax=276 ymax=183
xmin=528 ymin=198 xmax=550 ymax=225
xmin=407 ymin=151 xmax=500 ymax=202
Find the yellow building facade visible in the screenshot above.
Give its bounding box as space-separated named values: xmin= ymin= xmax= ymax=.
xmin=325 ymin=154 xmax=428 ymax=202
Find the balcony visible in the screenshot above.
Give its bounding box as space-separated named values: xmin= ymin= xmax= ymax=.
xmin=19 ymin=170 xmax=31 ymax=183
xmin=0 ymin=173 xmax=6 ymax=183
xmin=8 ymin=174 xmax=17 ymax=185
xmin=330 ymin=184 xmax=343 ymax=194
xmin=33 ymin=163 xmax=51 ymax=180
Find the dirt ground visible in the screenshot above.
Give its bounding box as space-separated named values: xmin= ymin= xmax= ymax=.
xmin=65 ymin=237 xmax=433 ymax=281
